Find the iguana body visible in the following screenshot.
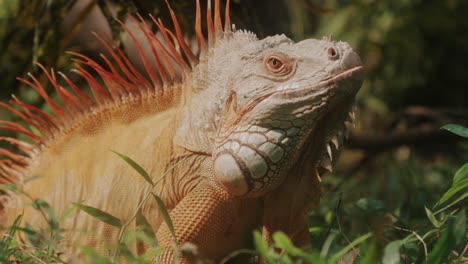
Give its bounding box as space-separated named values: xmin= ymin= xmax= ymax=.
xmin=0 ymin=0 xmax=363 ymax=262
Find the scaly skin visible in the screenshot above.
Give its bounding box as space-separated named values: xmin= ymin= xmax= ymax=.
xmin=0 ymin=1 xmax=363 ymax=263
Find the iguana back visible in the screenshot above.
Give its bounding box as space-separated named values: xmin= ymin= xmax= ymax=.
xmin=0 ymin=0 xmax=364 ymax=262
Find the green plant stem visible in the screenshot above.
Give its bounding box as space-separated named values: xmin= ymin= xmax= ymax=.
xmin=389 ymin=224 xmax=428 ymax=257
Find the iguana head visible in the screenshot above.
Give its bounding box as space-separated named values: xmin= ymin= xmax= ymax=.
xmin=185 ymin=31 xmax=363 ymax=197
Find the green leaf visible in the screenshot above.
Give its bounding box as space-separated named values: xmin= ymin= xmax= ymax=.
xmin=320 ymin=231 xmax=338 ymax=258
xmin=453 ymin=163 xmax=468 ymax=184
xmin=139 ymin=248 xmax=163 ymax=262
xmin=24 ymin=175 xmax=42 ymax=183
xmin=329 ymin=232 xmax=372 ymax=263
xmin=452 ymin=209 xmax=466 ymax=246
xmin=73 ymin=202 xmax=122 ymax=227
xmin=24 ymin=223 xmax=37 ymax=244
xmin=425 ymin=220 xmax=456 ymax=264
xmin=436 ymin=178 xmax=468 ymax=206
xmin=33 ymin=199 xmax=58 ymax=229
xmin=273 ymin=232 xmax=296 ymax=252
xmin=10 ymin=226 xmax=36 ymax=236
xmin=434 ymin=192 xmax=468 ymax=214
xmin=308 ymin=226 xmax=323 ymax=234
xmin=0 ymin=184 xmax=17 ymax=191
xmin=355 ymin=198 xmax=386 ymax=212
xmin=117 ymin=242 xmax=137 ymax=262
xmin=112 ymin=150 xmax=153 ymax=185
xmin=59 ymin=203 xmax=79 ymax=222
xmin=441 ymin=124 xmax=468 ymax=138
xmin=272 ymin=232 xmax=318 ymax=263
xmin=253 ymin=230 xmax=272 ymax=264
xmin=136 ymin=211 xmax=158 ymax=248
xmin=425 ymin=206 xmax=441 ymax=228
xmin=78 ymin=244 xmax=113 ymax=264
xmin=382 ymin=240 xmax=401 ymax=264
xmin=1 ymin=214 xmax=22 ymax=249
xmin=273 ymin=232 xmax=303 ymax=257
xmin=359 ymin=239 xmax=379 ymax=264
xmin=151 ymin=193 xmax=176 ymax=243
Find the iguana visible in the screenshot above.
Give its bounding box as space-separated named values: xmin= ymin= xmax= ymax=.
xmin=0 ymin=0 xmax=363 ymax=262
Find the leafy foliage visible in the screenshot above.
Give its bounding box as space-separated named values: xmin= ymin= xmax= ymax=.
xmin=1 ymin=146 xmax=465 ymax=263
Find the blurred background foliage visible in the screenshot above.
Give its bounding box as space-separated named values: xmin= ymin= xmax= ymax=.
xmin=0 ymin=0 xmax=466 ymax=263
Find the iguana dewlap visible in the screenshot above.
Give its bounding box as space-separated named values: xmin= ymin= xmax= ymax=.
xmin=0 ymin=0 xmax=364 ymax=263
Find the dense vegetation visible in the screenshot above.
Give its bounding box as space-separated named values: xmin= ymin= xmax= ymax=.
xmin=0 ymin=0 xmax=466 ymax=263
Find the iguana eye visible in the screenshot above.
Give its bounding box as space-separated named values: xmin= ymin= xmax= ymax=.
xmin=268 ymin=58 xmax=281 ymax=68
xmin=264 ymin=55 xmax=293 ymax=77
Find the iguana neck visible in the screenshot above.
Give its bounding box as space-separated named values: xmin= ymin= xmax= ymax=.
xmin=173 ymin=75 xmax=228 ymax=156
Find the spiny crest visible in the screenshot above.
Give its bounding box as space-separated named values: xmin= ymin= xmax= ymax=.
xmin=0 ymin=0 xmax=232 ymax=186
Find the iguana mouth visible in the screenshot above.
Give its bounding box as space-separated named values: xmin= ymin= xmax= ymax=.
xmin=275 ymin=65 xmax=364 ymax=94
xmin=236 ymin=65 xmax=364 ymax=120
xmin=320 ymin=66 xmax=364 ymax=82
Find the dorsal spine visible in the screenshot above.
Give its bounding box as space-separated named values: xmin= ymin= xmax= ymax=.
xmin=0 ymin=0 xmax=232 ymax=187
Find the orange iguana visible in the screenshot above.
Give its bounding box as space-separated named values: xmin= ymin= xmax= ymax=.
xmin=0 ymin=0 xmax=363 ymax=262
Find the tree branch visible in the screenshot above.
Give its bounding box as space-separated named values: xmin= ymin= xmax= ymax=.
xmin=347 ymin=124 xmax=455 ymax=151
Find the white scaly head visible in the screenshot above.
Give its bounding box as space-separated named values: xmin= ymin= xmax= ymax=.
xmin=176 ymin=18 xmax=364 ymax=197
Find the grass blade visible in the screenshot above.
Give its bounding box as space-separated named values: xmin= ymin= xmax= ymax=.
xmin=434 ymin=192 xmax=468 ymax=214
xmin=1 ymin=214 xmax=22 ymax=242
xmin=117 ymin=242 xmax=137 ymax=263
xmin=382 ymin=240 xmax=401 ymax=264
xmin=78 ymin=244 xmax=113 ymax=264
xmin=112 ymin=150 xmax=153 ymax=185
xmin=152 ymin=193 xmax=177 ymax=243
xmin=329 ymin=232 xmax=372 ymax=263
xmin=273 ymin=232 xmax=320 ymax=263
xmin=436 ymin=178 xmax=468 ymax=206
xmin=136 ymin=211 xmax=158 ymax=248
xmin=33 ymin=199 xmax=58 ymax=229
xmin=0 ymin=214 xmax=22 ymax=261
xmin=73 ymin=202 xmax=122 ymax=228
xmin=453 ymin=163 xmax=468 ymax=184
xmin=441 ymin=124 xmax=468 ymax=138
xmin=425 ymin=220 xmax=455 ymax=264
xmin=452 ymin=210 xmax=466 ymax=245
xmin=320 ymin=231 xmax=338 ymax=258
xmin=24 ymin=175 xmax=42 ymax=183
xmin=425 ymin=206 xmax=441 ymax=228
xmin=253 ymin=230 xmax=273 ymax=264
xmin=0 ymin=184 xmax=17 ymax=191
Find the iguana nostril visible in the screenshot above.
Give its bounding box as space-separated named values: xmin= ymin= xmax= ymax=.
xmin=327 ymin=47 xmax=339 ymax=60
